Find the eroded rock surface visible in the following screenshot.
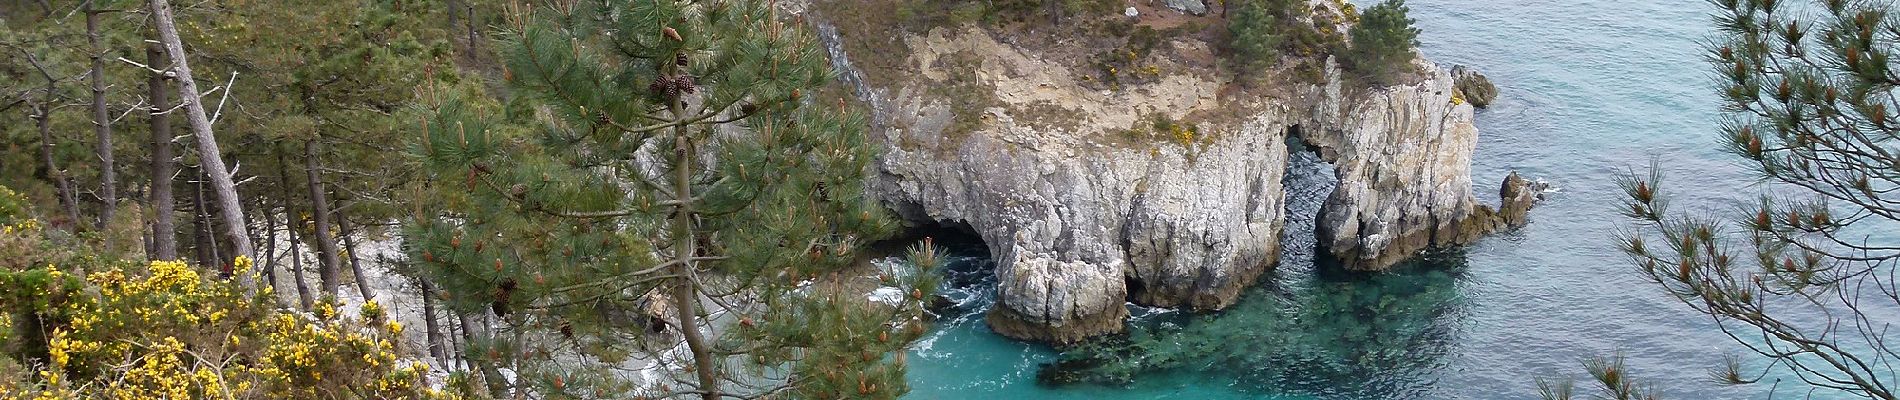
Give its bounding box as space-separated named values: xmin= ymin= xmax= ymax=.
xmin=1452 ymin=65 xmax=1498 ymax=108
xmin=817 ymin=22 xmax=1539 ymax=343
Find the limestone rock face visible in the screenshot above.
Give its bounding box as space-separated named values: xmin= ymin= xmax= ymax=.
xmin=1302 ymin=60 xmax=1482 ymax=270
xmin=816 ymin=25 xmax=1537 ymax=343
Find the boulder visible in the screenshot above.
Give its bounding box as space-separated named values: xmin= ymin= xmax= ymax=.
xmin=1452 ymin=65 xmax=1498 ymax=108
xmin=1162 ymin=0 xmax=1207 ymax=15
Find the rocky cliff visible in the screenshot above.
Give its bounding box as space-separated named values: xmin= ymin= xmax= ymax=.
xmin=815 ymin=8 xmax=1540 ymax=344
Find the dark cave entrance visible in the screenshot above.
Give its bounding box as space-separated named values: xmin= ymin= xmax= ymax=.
xmin=872 ymin=217 xmax=986 ymax=259
xmin=1281 ymin=127 xmax=1345 ymax=275
xmin=873 ymin=217 xmax=996 ymax=316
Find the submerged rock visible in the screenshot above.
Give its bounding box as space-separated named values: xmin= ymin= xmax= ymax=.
xmin=817 ymin=23 xmax=1541 ymax=343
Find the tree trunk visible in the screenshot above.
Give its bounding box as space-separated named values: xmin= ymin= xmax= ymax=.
xmin=459 ymin=313 xmax=505 ymax=397
xmin=278 ymin=148 xmax=314 ymax=310
xmin=465 ymin=4 xmax=477 ymax=56
xmin=87 ymin=2 xmax=118 ymax=245
xmin=260 ymin=200 xmax=278 ymax=292
xmin=200 ymin=170 xmax=223 ymax=272
xmin=337 ymin=213 xmax=375 ymax=301
xmin=667 ymin=94 xmax=720 ymax=400
xmin=421 ymin=278 xmax=448 ymax=365
xmin=34 ymin=108 xmax=79 ymax=232
xmin=24 ymin=52 xmax=80 ymax=232
xmin=446 ymin=0 xmax=463 ymax=55
xmin=447 ymin=307 xmax=464 ymax=368
xmin=149 ymin=0 xmax=254 ymax=287
xmin=190 ymin=166 xmax=214 ymax=269
xmin=1044 ymin=0 xmax=1061 ymax=26
xmin=146 ymin=42 xmax=178 ymax=261
xmin=302 ymin=139 xmax=342 ymax=300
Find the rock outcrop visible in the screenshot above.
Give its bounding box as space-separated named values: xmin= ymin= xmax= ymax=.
xmin=1452 ymin=65 xmax=1498 ymax=108
xmin=1162 ymin=0 xmax=1208 ymax=15
xmin=816 ymin=20 xmax=1540 ymax=344
xmin=1302 ymin=59 xmax=1483 ymax=271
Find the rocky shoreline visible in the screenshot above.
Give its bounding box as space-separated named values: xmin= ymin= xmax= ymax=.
xmin=816 ymin=10 xmax=1542 ymax=344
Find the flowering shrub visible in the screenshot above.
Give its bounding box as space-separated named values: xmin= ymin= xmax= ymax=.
xmin=0 ymin=187 xmax=450 ymax=399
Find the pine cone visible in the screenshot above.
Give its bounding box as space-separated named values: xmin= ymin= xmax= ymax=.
xmin=492 ymin=278 xmax=519 ymax=317
xmin=676 ymin=75 xmax=696 ymax=94
xmin=676 ymin=53 xmax=689 ymax=66
xmin=649 ymin=78 xmax=668 ymax=96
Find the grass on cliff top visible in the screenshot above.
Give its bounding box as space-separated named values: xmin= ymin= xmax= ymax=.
xmin=809 ymin=0 xmax=1424 ymax=153
xmin=812 ymin=0 xmax=1225 ymax=147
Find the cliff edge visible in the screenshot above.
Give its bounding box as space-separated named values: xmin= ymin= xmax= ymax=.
xmin=810 ymin=0 xmax=1541 ymax=344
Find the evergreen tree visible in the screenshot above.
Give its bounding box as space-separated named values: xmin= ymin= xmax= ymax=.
xmin=150 ymin=0 xmax=255 ymax=284
xmin=1221 ymin=0 xmax=1345 ymax=81
xmin=1227 ymin=0 xmax=1283 ymax=73
xmin=1345 ymin=0 xmax=1420 ymax=84
xmin=1550 ymin=0 xmax=1900 ymax=398
xmin=407 ymin=0 xmax=937 ymax=398
xmin=1 ymin=15 xmax=86 ymax=234
xmin=176 ymin=0 xmax=452 ymax=300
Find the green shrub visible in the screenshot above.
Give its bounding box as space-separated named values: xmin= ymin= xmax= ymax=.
xmin=947 ymin=2 xmax=990 ymax=26
xmin=1090 ymin=25 xmax=1165 ymax=89
xmin=0 ymin=185 xmax=446 ymax=399
xmin=1224 ymin=0 xmax=1344 ymax=80
xmin=1345 ymin=0 xmax=1422 ymax=84
xmin=1227 ymin=0 xmax=1283 ymax=71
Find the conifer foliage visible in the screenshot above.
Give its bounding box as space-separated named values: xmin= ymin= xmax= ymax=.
xmin=1345 ymin=0 xmax=1420 ymax=84
xmin=1559 ymin=0 xmax=1900 ymax=398
xmin=1227 ymin=0 xmax=1284 ymax=72
xmin=407 ymin=0 xmax=937 ymax=398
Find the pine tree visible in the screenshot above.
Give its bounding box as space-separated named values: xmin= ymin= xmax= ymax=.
xmin=1556 ymin=0 xmax=1900 ymax=398
xmin=174 ymin=0 xmax=451 ymax=300
xmin=145 ymin=41 xmax=180 ymax=262
xmin=150 ymin=0 xmax=255 ymax=284
xmin=407 ymin=0 xmax=937 ymax=398
xmin=1345 ymin=0 xmax=1420 ymax=84
xmin=1227 ymin=0 xmax=1283 ymax=73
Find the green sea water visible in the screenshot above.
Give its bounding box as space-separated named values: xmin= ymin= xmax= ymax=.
xmin=897 ymin=1 xmax=1831 ymax=399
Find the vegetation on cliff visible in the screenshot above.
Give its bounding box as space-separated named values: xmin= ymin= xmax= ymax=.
xmin=407 ymin=0 xmax=938 ymax=397
xmin=2 ymin=0 xmax=934 ymax=398
xmin=1345 ymin=0 xmax=1421 ymax=84
xmin=817 ymin=0 xmax=1424 ymax=146
xmin=0 ymin=187 xmax=445 ymax=399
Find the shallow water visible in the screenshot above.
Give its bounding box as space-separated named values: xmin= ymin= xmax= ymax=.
xmin=901 ymin=1 xmax=1820 ymax=399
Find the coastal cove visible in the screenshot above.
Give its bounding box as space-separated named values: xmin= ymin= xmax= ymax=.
xmin=5 ymin=0 xmax=1893 ymax=398
xmin=898 ymin=1 xmax=1809 ymax=398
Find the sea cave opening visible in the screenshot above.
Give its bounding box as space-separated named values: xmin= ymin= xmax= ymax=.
xmin=873 ymin=217 xmax=997 ymax=319
xmin=1281 ymin=126 xmax=1344 ymax=277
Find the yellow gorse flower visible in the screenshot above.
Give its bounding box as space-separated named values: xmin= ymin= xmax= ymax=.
xmin=1 ymin=258 xmax=458 ymax=399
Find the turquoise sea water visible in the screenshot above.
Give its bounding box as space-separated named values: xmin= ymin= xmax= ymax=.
xmin=899 ymin=1 xmax=1823 ymax=399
